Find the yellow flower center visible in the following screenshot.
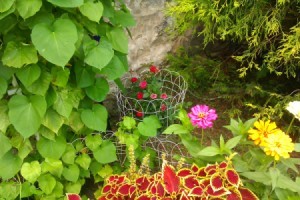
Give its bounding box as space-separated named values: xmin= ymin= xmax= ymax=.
xmin=198 ymin=112 xmax=206 ymax=119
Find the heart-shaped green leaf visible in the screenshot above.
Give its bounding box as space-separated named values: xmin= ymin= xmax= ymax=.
xmin=0 ymin=0 xmax=15 ymax=12
xmin=16 ymin=0 xmax=42 ymax=19
xmin=85 ymin=77 xmax=109 ymax=102
xmin=79 ymin=1 xmax=103 ymax=22
xmin=75 ymin=154 xmax=91 ymax=170
xmin=81 ymin=104 xmax=108 ymax=131
xmin=84 ymin=38 xmax=114 ymax=70
xmin=31 ymin=18 xmax=78 ymax=67
xmin=0 ymin=3 xmax=15 ymax=20
xmin=53 ymin=89 xmax=74 ymax=118
xmin=138 ymin=116 xmax=162 ymax=137
xmin=26 ymin=69 xmax=51 ymax=96
xmin=2 ymin=41 xmax=38 ymax=68
xmin=0 ymin=182 xmax=20 ymax=200
xmin=21 ymin=161 xmax=41 ymax=183
xmin=85 ymin=134 xmax=102 ymax=151
xmin=106 ymin=27 xmax=128 ymax=54
xmin=74 ymin=64 xmax=95 ymax=88
xmin=0 ymin=101 xmax=10 ymax=133
xmin=16 ymin=64 xmax=41 ymax=87
xmin=8 ymin=95 xmax=47 ymax=138
xmin=37 ymin=135 xmax=67 ymax=159
xmin=0 ymin=76 xmax=7 ymax=99
xmin=93 ymin=140 xmax=117 ymax=164
xmin=0 ymin=150 xmax=23 ymax=180
xmin=41 ymin=158 xmax=63 ymax=178
xmin=47 ymin=0 xmax=83 ymax=7
xmin=0 ymin=133 xmax=12 ymax=158
xmin=62 ymin=144 xmax=76 ymax=164
xmin=42 ymin=108 xmax=64 ymax=133
xmin=100 ymin=55 xmax=126 ymax=80
xmin=62 ymin=164 xmax=80 ymax=182
xmin=37 ymin=174 xmax=56 ymax=194
xmin=51 ymin=66 xmax=70 ymax=87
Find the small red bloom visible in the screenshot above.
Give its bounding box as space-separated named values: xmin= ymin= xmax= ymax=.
xmin=150 ymin=65 xmax=159 ymax=73
xmin=150 ymin=93 xmax=157 ymax=99
xmin=137 ymin=92 xmax=143 ymax=100
xmin=131 ymin=77 xmax=138 ymax=83
xmin=160 ymin=93 xmax=168 ymax=99
xmin=136 ymin=111 xmax=143 ymax=117
xmin=161 ymin=104 xmax=167 ymax=111
xmin=139 ymin=81 xmax=147 ymax=89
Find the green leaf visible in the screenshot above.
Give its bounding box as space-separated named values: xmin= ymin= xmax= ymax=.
xmin=0 ymin=150 xmax=23 ymax=180
xmin=81 ymin=104 xmax=108 ymax=131
xmin=85 ymin=134 xmax=102 ymax=151
xmin=2 ymin=41 xmax=38 ymax=68
xmin=113 ymin=10 xmax=136 ymax=27
xmin=0 ymin=101 xmax=10 ymax=133
xmin=100 ymin=55 xmax=126 ymax=80
xmin=21 ymin=161 xmax=41 ymax=183
xmin=241 ymin=171 xmax=271 ymax=185
xmin=79 ymin=1 xmax=103 ymax=22
xmin=138 ymin=116 xmax=162 ymax=137
xmin=74 ymin=64 xmax=95 ymax=88
xmin=17 ymin=139 xmax=33 ymax=159
xmin=31 ymin=18 xmax=78 ymax=67
xmin=0 ymin=76 xmax=7 ymax=99
xmin=93 ymin=140 xmax=117 ymax=164
xmin=122 ymin=116 xmax=136 ymax=130
xmin=98 ymin=164 xmax=113 ymax=178
xmin=8 ymin=95 xmax=47 ymax=138
xmin=163 ymin=124 xmax=189 ymax=134
xmin=67 ymin=111 xmax=85 ymax=132
xmin=16 ymin=0 xmax=42 ymax=19
xmin=37 ymin=174 xmax=56 ymax=195
xmin=0 ymin=3 xmax=15 ymax=20
xmin=277 ymin=173 xmax=300 ymax=193
xmin=41 ymin=158 xmax=63 ymax=178
xmin=75 ymin=154 xmax=91 ymax=170
xmin=269 ymin=167 xmax=280 ymax=191
xmin=62 ymin=144 xmax=77 ymax=165
xmin=84 ymin=38 xmax=114 ymax=70
xmin=53 ymin=89 xmax=74 ymax=118
xmin=37 ymin=135 xmax=67 ymax=159
xmin=225 ymin=136 xmax=242 ymax=149
xmin=0 ymin=0 xmax=15 ymax=12
xmin=65 ymin=182 xmax=82 ymax=194
xmin=26 ymin=69 xmax=51 ymax=96
xmin=197 ymin=146 xmax=220 ymax=157
xmin=85 ymin=77 xmax=109 ymax=102
xmin=294 ymin=143 xmax=300 ymax=152
xmin=47 ymin=0 xmax=83 ymax=7
xmin=51 ymin=66 xmax=70 ymax=87
xmin=106 ymin=27 xmax=128 ymax=54
xmin=0 ymin=133 xmax=12 ymax=158
xmin=42 ymin=108 xmax=64 ymax=133
xmin=0 ymin=182 xmax=20 ymax=200
xmin=62 ymin=164 xmax=80 ymax=182
xmin=16 ymin=64 xmax=41 ymax=87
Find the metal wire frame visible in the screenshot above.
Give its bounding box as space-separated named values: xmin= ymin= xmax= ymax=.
xmin=115 ymin=69 xmax=188 ymax=126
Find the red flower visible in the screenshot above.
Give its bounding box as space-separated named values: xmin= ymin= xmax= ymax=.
xmin=161 ymin=104 xmax=167 ymax=111
xmin=150 ymin=65 xmax=159 ymax=73
xmin=160 ymin=93 xmax=168 ymax=99
xmin=137 ymin=92 xmax=143 ymax=100
xmin=131 ymin=77 xmax=138 ymax=83
xmin=139 ymin=81 xmax=147 ymax=89
xmin=150 ymin=93 xmax=157 ymax=99
xmin=136 ymin=111 xmax=143 ymax=117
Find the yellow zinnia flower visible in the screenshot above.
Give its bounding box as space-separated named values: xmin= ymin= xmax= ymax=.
xmin=248 ymin=120 xmax=281 ymax=146
xmin=263 ymin=131 xmax=294 ymax=161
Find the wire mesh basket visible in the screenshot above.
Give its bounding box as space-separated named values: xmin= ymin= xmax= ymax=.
xmin=116 ymin=69 xmax=188 ymax=126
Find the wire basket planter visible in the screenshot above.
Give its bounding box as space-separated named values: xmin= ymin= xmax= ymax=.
xmin=116 ymin=68 xmax=188 ymax=127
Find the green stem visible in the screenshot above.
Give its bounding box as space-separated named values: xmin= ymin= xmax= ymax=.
xmin=201 ymin=128 xmax=204 ymax=146
xmin=286 ymin=117 xmax=295 ymax=135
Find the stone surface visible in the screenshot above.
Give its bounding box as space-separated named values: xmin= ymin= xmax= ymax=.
xmin=125 ymin=0 xmax=174 ymax=70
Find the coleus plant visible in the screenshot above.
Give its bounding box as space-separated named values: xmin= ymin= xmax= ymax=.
xmin=67 ymin=148 xmax=259 ymax=200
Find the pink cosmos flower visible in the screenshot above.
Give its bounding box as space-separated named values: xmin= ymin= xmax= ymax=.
xmin=188 ymin=105 xmax=218 ymax=129
xmin=150 ymin=93 xmax=157 ymax=99
xmin=139 ymin=81 xmax=147 ymax=89
xmin=160 ymin=93 xmax=168 ymax=99
xmin=131 ymin=77 xmax=138 ymax=83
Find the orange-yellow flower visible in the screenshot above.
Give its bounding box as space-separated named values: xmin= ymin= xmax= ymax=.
xmin=262 ymin=131 xmax=294 ymax=160
xmin=248 ymin=120 xmax=281 ymax=146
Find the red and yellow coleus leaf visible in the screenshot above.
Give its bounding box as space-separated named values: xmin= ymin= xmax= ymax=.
xmin=162 ymin=163 xmax=180 ymax=194
xmin=219 ymin=161 xmax=228 ymax=169
xmin=225 ymin=169 xmax=240 ymax=187
xmin=183 ymin=175 xmax=200 ymax=189
xmin=117 ymin=183 xmax=132 ymax=196
xmin=238 ymin=187 xmax=259 ymax=200
xmin=136 ymin=176 xmax=151 ymax=191
xmin=191 ymin=164 xmax=200 ymax=173
xmin=210 ymin=173 xmax=224 ymax=191
xmin=177 ymin=168 xmax=193 ymax=177
xmin=188 ymin=186 xmax=204 ymax=197
xmin=207 ymin=185 xmax=230 ymax=197
xmin=197 ymin=167 xmax=207 ymax=178
xmin=226 ymin=188 xmax=242 ymax=200
xmin=102 ymin=184 xmax=112 ymax=194
xmin=149 ymin=181 xmax=165 ymax=197
xmin=136 ymin=194 xmax=151 ymax=200
xmin=66 ymin=193 xmax=81 ymax=200
xmin=179 ymin=191 xmax=191 ymax=200
xmin=204 ymin=164 xmax=217 ymax=175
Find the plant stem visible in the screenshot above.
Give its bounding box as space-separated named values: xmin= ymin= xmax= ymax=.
xmin=286 ymin=117 xmax=295 ymax=135
xmin=201 ymin=128 xmax=204 ymax=145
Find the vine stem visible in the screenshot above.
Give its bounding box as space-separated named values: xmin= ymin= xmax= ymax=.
xmin=286 ymin=117 xmax=295 ymax=135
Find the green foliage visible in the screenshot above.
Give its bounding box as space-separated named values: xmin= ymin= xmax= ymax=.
xmin=166 ymin=0 xmax=300 ymax=78
xmin=0 ymin=0 xmax=135 ymax=198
